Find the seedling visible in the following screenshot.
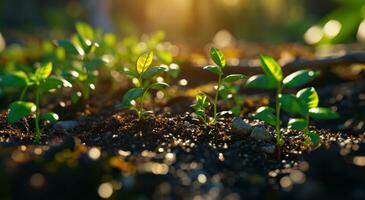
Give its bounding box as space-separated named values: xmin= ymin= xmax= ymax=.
xmin=0 ymin=62 xmax=71 ymax=143
xmin=246 ymin=54 xmax=319 ymax=146
xmin=192 ymin=94 xmax=210 ymax=124
xmin=281 ymin=87 xmax=339 ymax=145
xmin=120 ymin=51 xmax=169 ymax=119
xmin=194 ymin=47 xmax=245 ymax=124
xmin=56 ymin=22 xmax=105 ymax=102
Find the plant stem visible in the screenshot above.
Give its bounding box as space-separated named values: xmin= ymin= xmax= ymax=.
xmin=19 ymin=86 xmax=28 ymax=101
xmin=212 ymin=73 xmax=222 ymax=124
xmin=275 ymin=83 xmax=283 ymax=146
xmin=35 ymin=87 xmax=41 ymax=144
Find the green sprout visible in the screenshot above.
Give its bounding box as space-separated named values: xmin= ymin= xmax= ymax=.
xmin=56 ymin=22 xmax=105 ymax=103
xmin=121 ymin=51 xmax=169 ymax=119
xmin=0 ymin=62 xmax=71 ymax=143
xmin=246 ymin=54 xmax=319 ymax=146
xmin=195 ymin=47 xmax=245 ymax=124
xmin=281 ymin=87 xmax=339 ymax=145
xmin=192 ymin=94 xmax=210 ymax=124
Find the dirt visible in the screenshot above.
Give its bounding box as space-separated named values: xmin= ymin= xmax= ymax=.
xmin=0 ymin=65 xmax=365 ymax=199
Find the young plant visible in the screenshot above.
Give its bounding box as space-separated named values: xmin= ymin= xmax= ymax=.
xmin=121 ymin=51 xmax=169 ymax=119
xmin=192 ymin=94 xmax=210 ymax=124
xmin=56 ymin=22 xmax=105 ymax=103
xmin=246 ymin=54 xmax=319 ymax=146
xmin=198 ymin=47 xmax=246 ymax=124
xmin=280 ymin=87 xmax=339 ymax=145
xmin=0 ymin=62 xmax=70 ymax=143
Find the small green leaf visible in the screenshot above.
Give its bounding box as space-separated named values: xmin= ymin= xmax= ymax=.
xmin=35 ymin=62 xmax=53 ymax=81
xmin=122 ymin=68 xmax=139 ymax=78
xmin=57 ymin=40 xmax=84 ymax=55
xmin=140 ymin=110 xmax=154 ymax=117
xmin=203 ymin=65 xmax=223 ymax=75
xmin=39 ymin=77 xmax=71 ymax=92
xmin=121 ymin=88 xmax=144 ymax=108
xmin=296 ymin=87 xmax=319 ymax=108
xmin=283 ymin=70 xmax=319 ymax=88
xmin=254 ymin=106 xmax=276 ymax=126
xmin=7 ymin=101 xmax=36 ymax=124
xmin=210 ymin=47 xmax=226 ymax=68
xmin=223 ymin=74 xmax=246 ymax=83
xmin=280 ymin=94 xmax=307 ymax=116
xmin=85 ymin=58 xmax=104 ymax=70
xmin=308 ymin=131 xmax=320 ymax=144
xmin=136 ymin=51 xmax=154 ymax=75
xmin=259 ymin=54 xmax=283 ymax=82
xmin=245 ymin=74 xmax=278 ymax=89
xmin=75 ymin=22 xmax=94 ymax=40
xmin=149 ymin=82 xmax=169 ymax=90
xmin=0 ymin=71 xmax=30 ymax=87
xmin=288 ymin=118 xmax=308 ymax=131
xmin=309 ymin=107 xmax=339 ymax=120
xmin=142 ymin=66 xmax=165 ymax=79
xmin=40 ymin=112 xmax=59 ymax=124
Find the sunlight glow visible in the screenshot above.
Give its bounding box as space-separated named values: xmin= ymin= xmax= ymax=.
xmin=304 ymin=25 xmax=323 ymax=45
xmin=357 ymin=20 xmax=365 ymax=42
xmin=323 ymin=19 xmax=341 ymax=38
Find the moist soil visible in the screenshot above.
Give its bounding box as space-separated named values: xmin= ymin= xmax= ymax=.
xmin=0 ymin=68 xmax=365 ymax=200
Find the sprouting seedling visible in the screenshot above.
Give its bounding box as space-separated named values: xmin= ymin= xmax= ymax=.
xmin=246 ymin=54 xmax=319 ymax=146
xmin=199 ymin=47 xmax=246 ymax=124
xmin=192 ymin=94 xmax=210 ymax=124
xmin=280 ymin=87 xmax=339 ymax=145
xmin=121 ymin=51 xmax=169 ymax=119
xmin=0 ymin=62 xmax=71 ymax=143
xmin=56 ymin=22 xmax=104 ymax=103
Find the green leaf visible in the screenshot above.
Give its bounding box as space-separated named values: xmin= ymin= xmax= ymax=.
xmin=254 ymin=106 xmax=276 ymax=126
xmin=85 ymin=58 xmax=104 ymax=70
xmin=259 ymin=54 xmax=283 ymax=82
xmin=283 ymin=70 xmax=319 ymax=88
xmin=136 ymin=51 xmax=154 ymax=75
xmin=121 ymin=88 xmax=144 ymax=108
xmin=203 ymin=65 xmax=223 ymax=75
xmin=288 ymin=118 xmax=308 ymax=131
xmin=40 ymin=112 xmax=59 ymax=124
xmin=57 ymin=40 xmax=84 ymax=55
xmin=296 ymin=87 xmax=319 ymax=108
xmin=223 ymin=74 xmax=246 ymax=83
xmin=71 ymin=92 xmax=82 ymax=104
xmin=149 ymin=82 xmax=169 ymax=90
xmin=35 ymin=62 xmax=53 ymax=81
xmin=210 ymin=47 xmax=226 ymax=68
xmin=245 ymin=74 xmax=278 ymax=89
xmin=309 ymin=107 xmax=339 ymax=120
xmin=39 ymin=77 xmax=71 ymax=92
xmin=75 ymin=22 xmax=94 ymax=40
xmin=122 ymin=68 xmax=139 ymax=78
xmin=0 ymin=71 xmax=30 ymax=87
xmin=7 ymin=101 xmax=36 ymax=124
xmin=142 ymin=66 xmax=165 ymax=79
xmin=308 ymin=131 xmax=320 ymax=144
xmin=280 ymin=94 xmax=307 ymax=116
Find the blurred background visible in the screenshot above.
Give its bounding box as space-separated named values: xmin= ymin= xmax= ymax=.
xmin=1 ymin=0 xmax=365 ymax=49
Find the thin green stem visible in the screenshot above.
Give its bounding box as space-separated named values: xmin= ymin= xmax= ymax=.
xmin=275 ymin=84 xmax=283 ymax=146
xmin=19 ymin=86 xmax=28 ymax=101
xmin=212 ymin=73 xmax=222 ymax=124
xmin=35 ymin=87 xmax=41 ymax=144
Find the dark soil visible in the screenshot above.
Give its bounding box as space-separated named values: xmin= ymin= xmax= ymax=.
xmin=0 ymin=66 xmax=365 ymax=200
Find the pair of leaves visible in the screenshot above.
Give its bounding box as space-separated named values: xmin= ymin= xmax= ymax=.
xmin=280 ymin=87 xmax=319 ymax=117
xmin=204 ymin=48 xmax=226 ymax=75
xmin=193 ymin=94 xmax=209 ymax=120
xmin=246 ymin=54 xmax=318 ymax=90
